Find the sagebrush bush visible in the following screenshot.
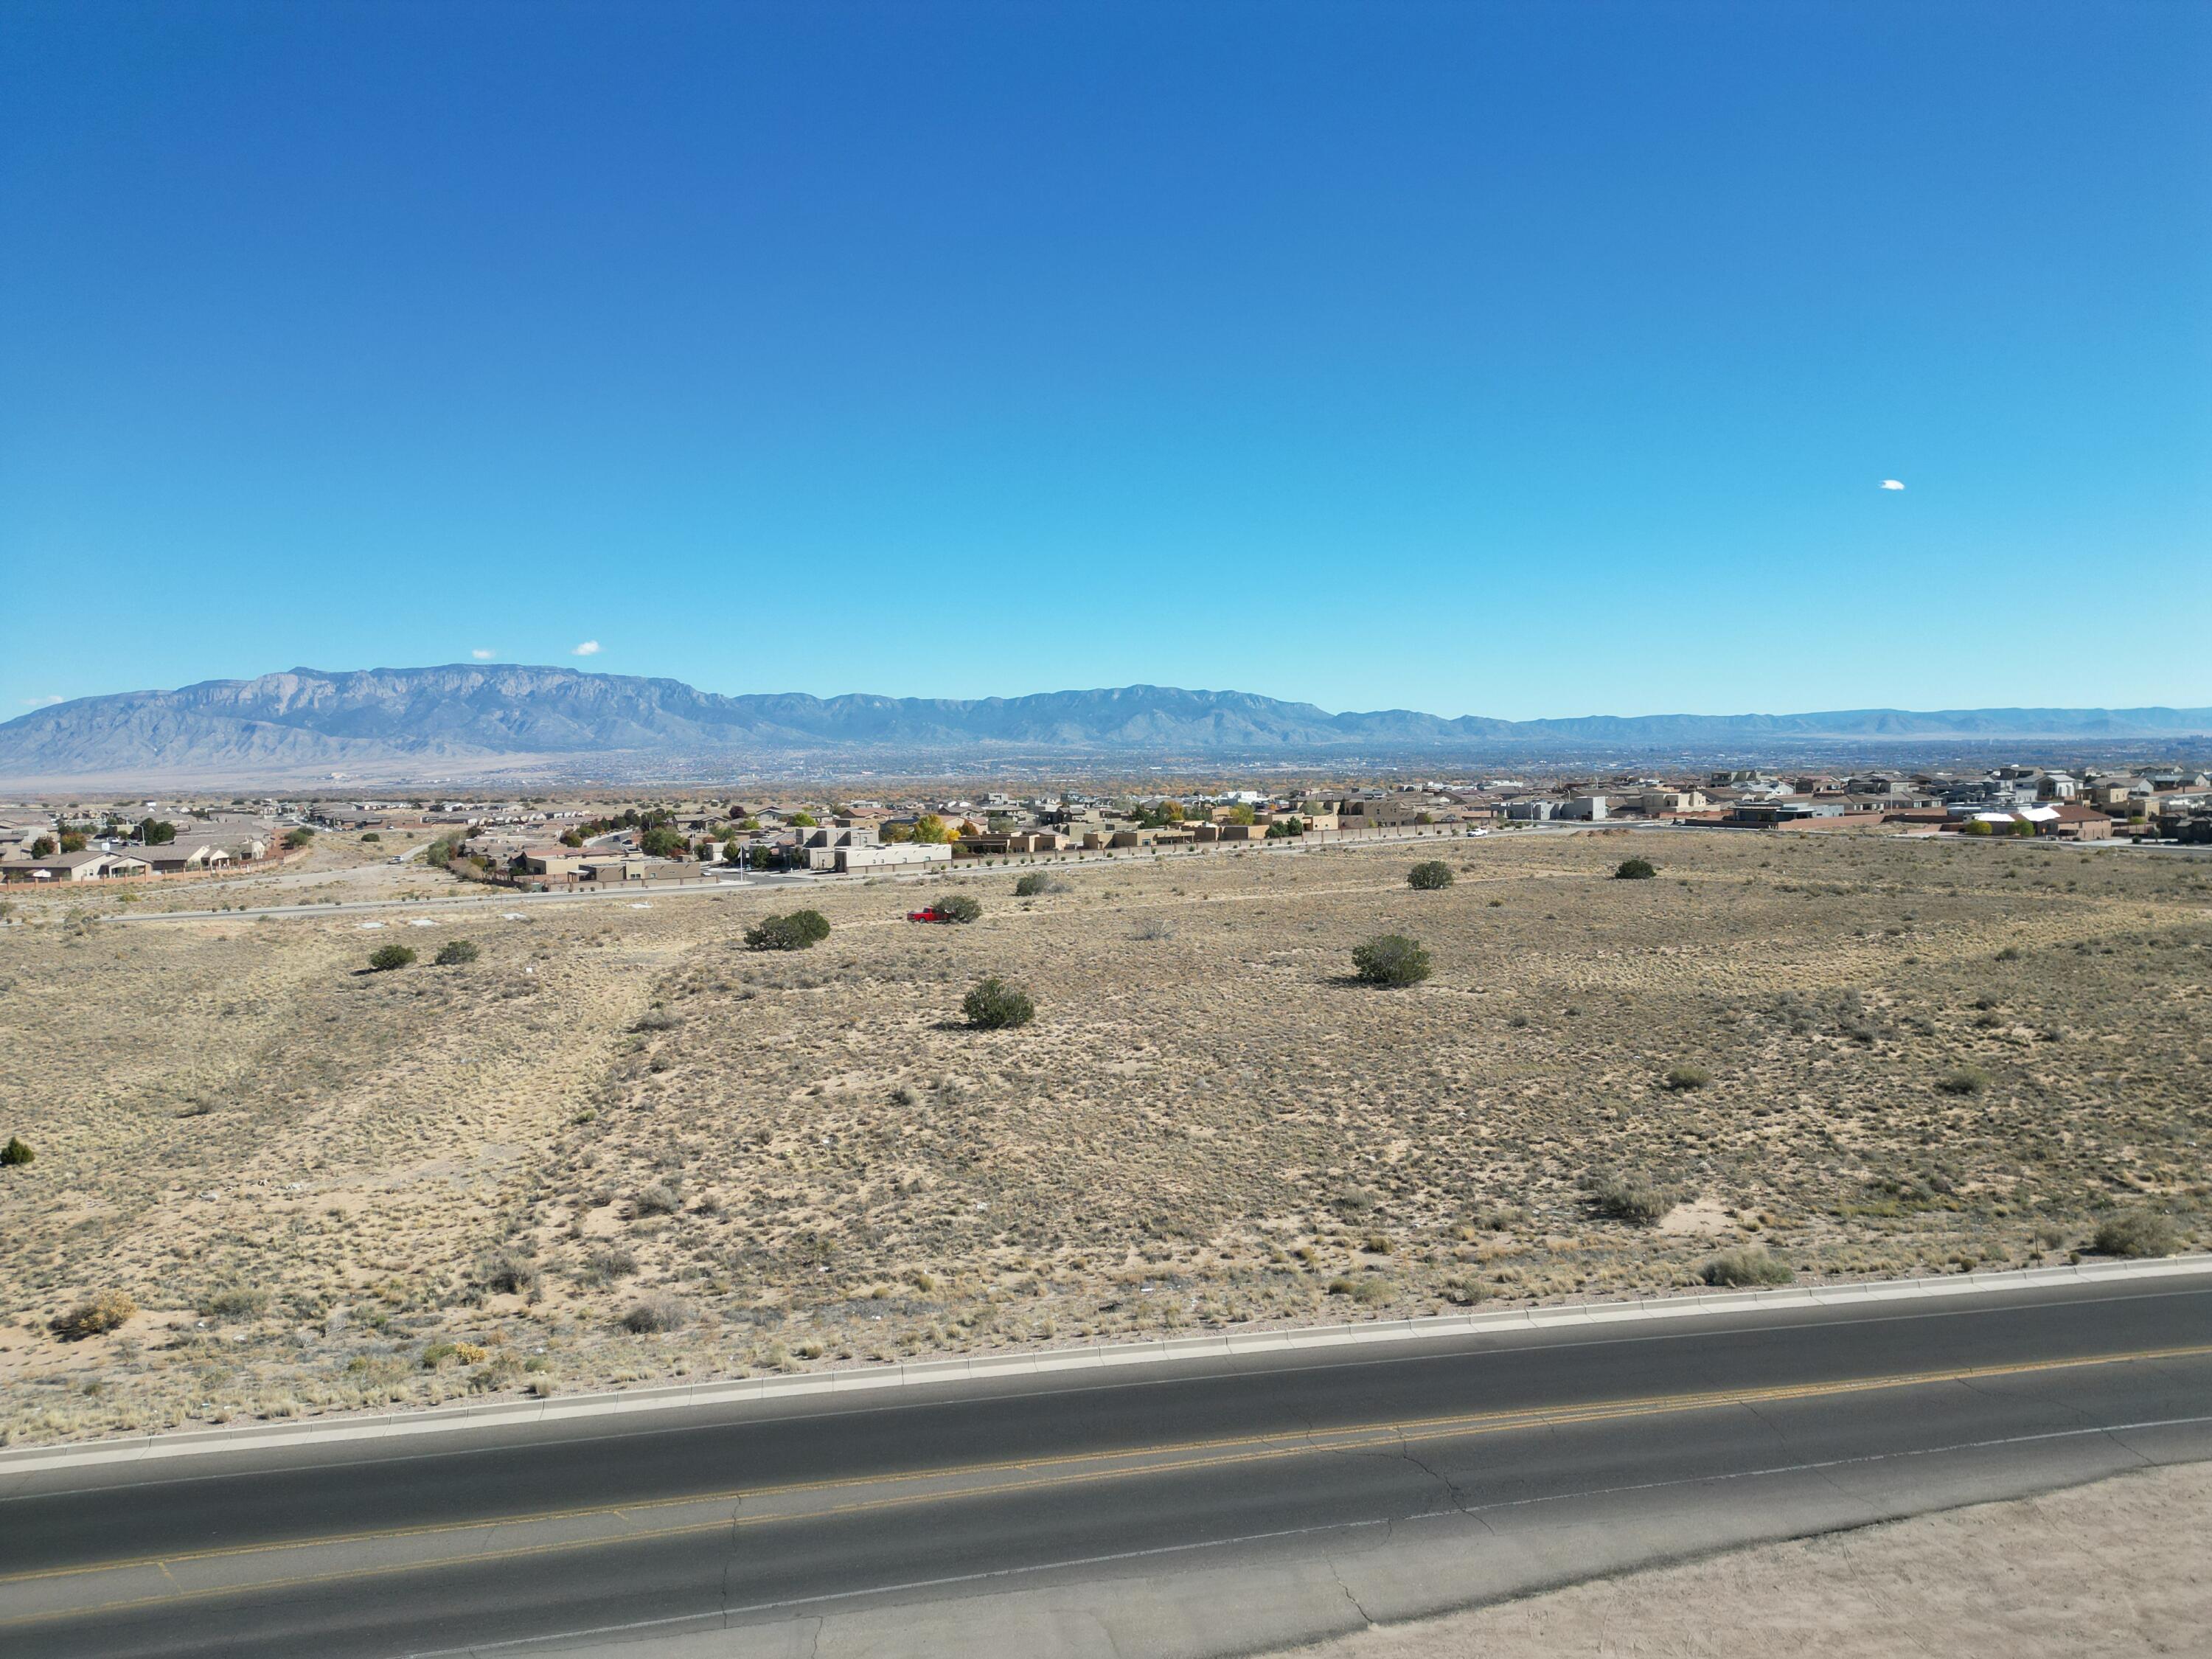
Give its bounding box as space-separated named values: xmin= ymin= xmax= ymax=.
xmin=1326 ymin=1275 xmax=1393 ymax=1305
xmin=199 ymin=1285 xmax=270 ymax=1319
xmin=367 ymin=943 xmax=417 ymax=972
xmin=1663 ymin=1065 xmax=1711 ymax=1092
xmin=964 ymin=977 xmax=1035 ymax=1029
xmin=434 ymin=939 xmax=481 ymax=965
xmin=51 ymin=1290 xmax=136 ymax=1340
xmin=1698 ymin=1248 xmax=1792 ymax=1287
xmin=2093 ymin=1209 xmax=2180 ymax=1259
xmin=1592 ymin=1175 xmax=1675 ymax=1225
xmin=632 ymin=1183 xmax=681 ymax=1216
xmin=622 ymin=1295 xmax=690 ymax=1334
xmin=1614 ymin=858 xmax=1658 ymax=880
xmin=1013 ymin=873 xmax=1064 ymax=897
xmin=480 ymin=1251 xmax=540 ymax=1293
xmin=1352 ymin=933 xmax=1431 ymax=987
xmin=584 ymin=1245 xmax=638 ymax=1281
xmin=1936 ymin=1066 xmax=1992 ymax=1096
xmin=745 ymin=909 xmax=830 ymax=951
xmin=1407 ymin=860 xmax=1454 ymax=891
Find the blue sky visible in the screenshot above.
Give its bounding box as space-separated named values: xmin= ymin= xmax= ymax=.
xmin=3 ymin=1 xmax=2206 ymax=720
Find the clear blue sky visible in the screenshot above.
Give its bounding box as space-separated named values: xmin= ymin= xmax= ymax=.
xmin=3 ymin=1 xmax=2206 ymax=720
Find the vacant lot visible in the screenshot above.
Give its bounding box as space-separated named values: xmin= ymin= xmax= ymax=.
xmin=1 ymin=830 xmax=2207 ymax=1443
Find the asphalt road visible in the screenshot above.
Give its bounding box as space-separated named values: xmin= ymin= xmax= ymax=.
xmin=4 ymin=1273 xmax=2209 ymax=1658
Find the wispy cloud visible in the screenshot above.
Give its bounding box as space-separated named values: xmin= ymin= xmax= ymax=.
xmin=21 ymin=694 xmax=66 ymax=706
xmin=471 ymin=648 xmax=497 ymax=661
xmin=572 ymin=640 xmax=602 ymax=657
xmin=1879 ymin=479 xmax=1905 ymax=490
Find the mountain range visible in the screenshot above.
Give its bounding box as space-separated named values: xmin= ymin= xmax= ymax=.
xmin=1 ymin=664 xmax=2208 ymax=787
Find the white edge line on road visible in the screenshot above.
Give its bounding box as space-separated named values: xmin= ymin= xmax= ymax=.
xmin=5 ymin=1256 xmax=2208 ymax=1477
xmin=407 ymin=1411 xmax=2212 ymax=1658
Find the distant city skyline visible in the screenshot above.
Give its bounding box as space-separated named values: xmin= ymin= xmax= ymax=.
xmin=3 ymin=1 xmax=2206 ymax=720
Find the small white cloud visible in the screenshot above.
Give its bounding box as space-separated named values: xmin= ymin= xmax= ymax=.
xmin=571 ymin=640 xmax=602 ymax=657
xmin=1879 ymin=479 xmax=1905 ymax=490
xmin=21 ymin=694 xmax=65 ymax=706
xmin=471 ymin=648 xmax=496 ymax=661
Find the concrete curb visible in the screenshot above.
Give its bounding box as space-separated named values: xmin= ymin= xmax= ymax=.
xmin=6 ymin=1256 xmax=2206 ymax=1475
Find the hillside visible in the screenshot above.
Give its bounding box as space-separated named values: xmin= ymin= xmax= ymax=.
xmin=0 ymin=664 xmax=2207 ymax=786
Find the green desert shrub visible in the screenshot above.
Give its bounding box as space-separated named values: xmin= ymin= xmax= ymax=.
xmin=1407 ymin=860 xmax=1454 ymax=891
xmin=935 ymin=894 xmax=982 ymax=924
xmin=1013 ymin=872 xmax=1065 ymax=897
xmin=0 ymin=1135 xmax=32 ymax=1167
xmin=632 ymin=1182 xmax=682 ymax=1216
xmin=434 ymin=939 xmax=480 ymax=965
xmin=1614 ymin=857 xmax=1658 ymax=880
xmin=1697 ymin=1248 xmax=1792 ymax=1287
xmin=51 ymin=1290 xmax=136 ymax=1340
xmin=1662 ymin=1064 xmax=1711 ymax=1092
xmin=745 ymin=909 xmax=830 ymax=951
xmin=964 ymin=977 xmax=1035 ymax=1029
xmin=2092 ymin=1209 xmax=2181 ymax=1259
xmin=1936 ymin=1066 xmax=1992 ymax=1096
xmin=1592 ymin=1175 xmax=1676 ymax=1225
xmin=367 ymin=943 xmax=417 ymax=972
xmin=1352 ymin=933 xmax=1431 ymax=987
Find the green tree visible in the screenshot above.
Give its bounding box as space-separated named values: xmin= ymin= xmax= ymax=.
xmin=1 ymin=1136 xmax=33 ymax=1167
xmin=934 ymin=894 xmax=981 ymax=923
xmin=136 ymin=818 xmax=178 ymax=845
xmin=1225 ymin=803 xmax=1256 ymax=826
xmin=1613 ymin=857 xmax=1657 ymax=880
xmin=29 ymin=836 xmax=56 ymax=858
xmin=58 ymin=831 xmax=88 ymax=853
xmin=745 ymin=909 xmax=831 ymax=951
xmin=1407 ymin=860 xmax=1453 ymax=890
xmin=367 ymin=943 xmax=417 ymax=971
xmin=1352 ymin=934 xmax=1431 ymax=987
xmin=639 ymin=826 xmax=684 ymax=858
xmin=560 ymin=828 xmax=585 ymax=848
xmin=964 ymin=977 xmax=1035 ymax=1029
xmin=283 ymin=827 xmax=316 ymax=850
xmin=913 ymin=814 xmax=950 ymax=844
xmin=790 ymin=811 xmax=819 ymax=828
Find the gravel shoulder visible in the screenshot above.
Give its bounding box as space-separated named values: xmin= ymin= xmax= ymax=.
xmin=1267 ymin=1461 xmax=2212 ymax=1659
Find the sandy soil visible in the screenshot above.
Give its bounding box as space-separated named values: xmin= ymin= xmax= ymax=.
xmin=1266 ymin=1461 xmax=2212 ymax=1658
xmin=1 ymin=829 xmax=2207 ymax=1444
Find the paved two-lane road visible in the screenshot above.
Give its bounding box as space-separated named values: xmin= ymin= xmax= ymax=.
xmin=3 ymin=1271 xmax=2208 ymax=1658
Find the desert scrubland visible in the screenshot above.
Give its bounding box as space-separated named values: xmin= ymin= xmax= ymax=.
xmin=1 ymin=829 xmax=2207 ymax=1444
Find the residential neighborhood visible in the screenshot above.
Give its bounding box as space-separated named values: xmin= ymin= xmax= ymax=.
xmin=8 ymin=758 xmax=2208 ymax=891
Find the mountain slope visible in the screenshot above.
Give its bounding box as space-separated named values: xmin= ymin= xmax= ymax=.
xmin=1 ymin=665 xmax=2207 ymax=785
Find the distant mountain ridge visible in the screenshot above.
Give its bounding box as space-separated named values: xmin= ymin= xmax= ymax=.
xmin=1 ymin=664 xmax=2207 ymax=786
